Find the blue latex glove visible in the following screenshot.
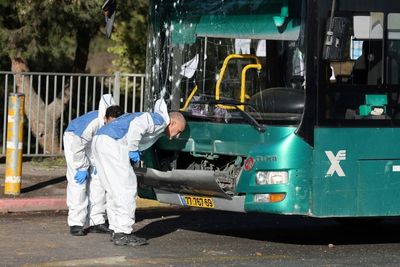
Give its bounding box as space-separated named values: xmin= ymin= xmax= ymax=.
xmin=74 ymin=170 xmax=88 ymax=184
xmin=129 ymin=151 xmax=140 ymax=163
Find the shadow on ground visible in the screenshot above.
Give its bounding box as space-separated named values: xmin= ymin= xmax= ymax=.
xmin=20 ymin=176 xmax=66 ymax=193
xmin=135 ymin=209 xmax=400 ymax=246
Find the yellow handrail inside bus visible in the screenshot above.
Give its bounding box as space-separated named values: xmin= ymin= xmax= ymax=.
xmin=239 ymin=63 xmax=262 ymax=110
xmin=215 ymin=54 xmax=262 ymax=110
xmin=180 ymin=85 xmax=198 ymax=111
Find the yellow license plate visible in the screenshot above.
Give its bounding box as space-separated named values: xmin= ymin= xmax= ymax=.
xmin=182 ymin=195 xmax=215 ymax=208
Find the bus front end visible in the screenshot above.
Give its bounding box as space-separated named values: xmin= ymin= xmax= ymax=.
xmin=139 ymin=0 xmax=312 ymax=215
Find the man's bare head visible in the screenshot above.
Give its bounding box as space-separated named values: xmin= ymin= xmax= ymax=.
xmin=165 ymin=112 xmax=186 ymax=139
xmin=103 ymin=105 xmax=124 ymax=124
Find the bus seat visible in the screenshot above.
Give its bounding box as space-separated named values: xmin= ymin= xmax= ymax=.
xmin=330 ymin=61 xmax=355 ymax=83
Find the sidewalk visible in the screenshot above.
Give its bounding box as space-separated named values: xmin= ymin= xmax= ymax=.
xmin=0 ymin=158 xmax=169 ymax=213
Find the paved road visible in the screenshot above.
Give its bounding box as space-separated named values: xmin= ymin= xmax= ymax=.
xmin=1 ymin=209 xmax=400 ymax=266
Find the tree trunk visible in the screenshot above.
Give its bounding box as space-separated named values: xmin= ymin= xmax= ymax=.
xmin=11 ymin=57 xmax=70 ymax=154
xmin=10 ymin=29 xmax=91 ymax=154
xmin=72 ymin=28 xmax=91 ymax=73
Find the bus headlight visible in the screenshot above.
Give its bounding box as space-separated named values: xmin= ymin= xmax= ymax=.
xmin=256 ymin=171 xmax=288 ymax=185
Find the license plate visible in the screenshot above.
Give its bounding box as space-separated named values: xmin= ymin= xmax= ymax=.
xmin=182 ymin=195 xmax=215 ymax=208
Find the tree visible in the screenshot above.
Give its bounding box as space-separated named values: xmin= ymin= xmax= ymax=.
xmin=107 ymin=0 xmax=148 ymax=73
xmin=0 ymin=1 xmax=103 ymax=153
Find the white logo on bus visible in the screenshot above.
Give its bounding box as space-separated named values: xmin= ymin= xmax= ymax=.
xmin=325 ymin=150 xmax=346 ymax=177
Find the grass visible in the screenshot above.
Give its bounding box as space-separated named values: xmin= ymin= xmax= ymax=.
xmin=29 ymin=157 xmax=66 ymax=169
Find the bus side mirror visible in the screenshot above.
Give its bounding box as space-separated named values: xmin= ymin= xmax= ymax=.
xmin=323 ymin=17 xmax=350 ymax=61
xmin=102 ymin=0 xmax=117 ymax=38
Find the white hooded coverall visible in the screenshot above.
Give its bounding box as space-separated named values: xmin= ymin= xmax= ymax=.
xmin=63 ymin=94 xmax=115 ymax=227
xmin=92 ymin=99 xmax=169 ymax=234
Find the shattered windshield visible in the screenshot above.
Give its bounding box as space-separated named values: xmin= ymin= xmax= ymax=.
xmin=145 ymin=0 xmax=306 ymax=124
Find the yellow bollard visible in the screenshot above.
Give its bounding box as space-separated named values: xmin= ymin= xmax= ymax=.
xmin=4 ymin=93 xmax=25 ymax=196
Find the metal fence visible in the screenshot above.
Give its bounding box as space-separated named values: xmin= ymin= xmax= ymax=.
xmin=0 ymin=71 xmax=145 ymax=157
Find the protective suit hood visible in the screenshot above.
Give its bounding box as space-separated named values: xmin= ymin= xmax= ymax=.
xmin=98 ymin=94 xmax=116 ymax=125
xmin=153 ymin=98 xmax=170 ymax=125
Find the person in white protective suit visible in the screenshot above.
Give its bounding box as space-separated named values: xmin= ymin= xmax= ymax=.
xmin=92 ymin=98 xmax=186 ymax=246
xmin=63 ymin=94 xmax=124 ymax=236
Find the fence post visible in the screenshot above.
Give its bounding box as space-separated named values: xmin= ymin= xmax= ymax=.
xmin=4 ymin=93 xmax=25 ymax=196
xmin=113 ymin=71 xmax=120 ymax=105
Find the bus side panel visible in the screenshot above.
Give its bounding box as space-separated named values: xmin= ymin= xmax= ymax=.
xmin=313 ymin=128 xmax=400 ymax=217
xmin=357 ymin=160 xmax=400 ymax=216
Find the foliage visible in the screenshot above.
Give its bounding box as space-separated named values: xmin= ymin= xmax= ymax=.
xmin=0 ymin=0 xmax=149 ymax=73
xmin=107 ymin=0 xmax=149 ymax=73
xmin=0 ymin=0 xmax=104 ymax=72
xmin=31 ymin=156 xmax=66 ymax=169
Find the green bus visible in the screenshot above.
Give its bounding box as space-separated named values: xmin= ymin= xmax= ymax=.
xmin=138 ymin=0 xmax=400 ymax=218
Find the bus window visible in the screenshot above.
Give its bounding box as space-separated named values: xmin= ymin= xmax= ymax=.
xmin=350 ymin=39 xmax=363 ymax=60
xmin=387 ymin=13 xmax=400 ymax=85
xmin=321 ymin=11 xmax=400 ymax=122
xmin=326 ymin=13 xmax=384 ymax=86
xmin=352 ymin=39 xmax=382 ymax=85
xmin=146 ymin=0 xmax=306 ymax=124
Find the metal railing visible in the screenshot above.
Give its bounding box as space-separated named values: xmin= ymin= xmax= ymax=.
xmin=0 ymin=71 xmax=145 ymax=157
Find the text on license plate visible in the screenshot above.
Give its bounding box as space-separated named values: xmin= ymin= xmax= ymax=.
xmin=182 ymin=195 xmax=215 ymax=208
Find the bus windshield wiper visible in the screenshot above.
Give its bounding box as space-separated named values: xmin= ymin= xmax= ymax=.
xmin=191 ymin=99 xmax=265 ymax=133
xmin=234 ymin=106 xmax=265 ymax=132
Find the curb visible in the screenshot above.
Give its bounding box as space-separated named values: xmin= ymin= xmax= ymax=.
xmin=0 ymin=197 xmax=174 ymax=213
xmin=0 ymin=197 xmax=67 ymax=213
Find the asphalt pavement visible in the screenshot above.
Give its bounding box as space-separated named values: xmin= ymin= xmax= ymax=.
xmin=2 ymin=160 xmax=400 ymax=266
xmin=3 ymin=209 xmax=400 ymax=266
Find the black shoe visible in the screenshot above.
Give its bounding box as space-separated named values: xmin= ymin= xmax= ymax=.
xmin=113 ymin=233 xmax=148 ymax=246
xmin=70 ymin=226 xmax=86 ymax=236
xmin=88 ymin=223 xmax=111 ymax=234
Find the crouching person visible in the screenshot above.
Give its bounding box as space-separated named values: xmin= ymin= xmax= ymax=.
xmin=92 ymin=98 xmax=186 ymax=246
xmin=63 ymin=94 xmax=123 ymax=236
